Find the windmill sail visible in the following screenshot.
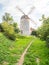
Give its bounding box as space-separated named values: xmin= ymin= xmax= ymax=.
xmin=28 ymin=6 xmax=35 ymax=15
xmin=16 ymin=6 xmax=25 ymax=15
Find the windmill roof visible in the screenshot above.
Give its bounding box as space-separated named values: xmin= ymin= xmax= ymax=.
xmin=21 ymin=15 xmax=29 ymax=19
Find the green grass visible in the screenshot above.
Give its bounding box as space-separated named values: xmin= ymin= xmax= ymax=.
xmin=23 ymin=37 xmax=49 ymax=65
xmin=0 ymin=33 xmax=32 ymax=65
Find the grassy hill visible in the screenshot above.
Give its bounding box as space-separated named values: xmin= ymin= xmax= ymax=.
xmin=0 ymin=33 xmax=49 ymax=65
xmin=23 ymin=37 xmax=49 ymax=65
xmin=0 ymin=33 xmax=32 ymax=65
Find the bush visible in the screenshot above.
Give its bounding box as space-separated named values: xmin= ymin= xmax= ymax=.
xmin=46 ymin=36 xmax=49 ymax=43
xmin=1 ymin=22 xmax=16 ymax=40
xmin=31 ymin=30 xmax=37 ymax=36
xmin=46 ymin=36 xmax=49 ymax=47
xmin=4 ymin=32 xmax=16 ymax=40
xmin=12 ymin=22 xmax=20 ymax=33
xmin=0 ymin=24 xmax=4 ymax=32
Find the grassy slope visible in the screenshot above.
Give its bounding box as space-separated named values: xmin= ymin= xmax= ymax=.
xmin=23 ymin=37 xmax=49 ymax=65
xmin=0 ymin=33 xmax=32 ymax=65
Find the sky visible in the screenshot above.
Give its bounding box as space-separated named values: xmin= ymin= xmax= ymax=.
xmin=0 ymin=0 xmax=49 ymax=29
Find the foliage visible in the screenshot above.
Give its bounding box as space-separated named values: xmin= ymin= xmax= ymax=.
xmin=46 ymin=36 xmax=49 ymax=43
xmin=13 ymin=22 xmax=20 ymax=33
xmin=31 ymin=30 xmax=37 ymax=36
xmin=23 ymin=37 xmax=49 ymax=65
xmin=0 ymin=23 xmax=4 ymax=32
xmin=2 ymin=13 xmax=13 ymax=24
xmin=46 ymin=36 xmax=49 ymax=47
xmin=1 ymin=12 xmax=20 ymax=40
xmin=37 ymin=15 xmax=49 ymax=42
xmin=1 ymin=22 xmax=16 ymax=40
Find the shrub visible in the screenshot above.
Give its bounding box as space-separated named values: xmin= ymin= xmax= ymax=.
xmin=0 ymin=24 xmax=4 ymax=32
xmin=46 ymin=36 xmax=49 ymax=43
xmin=31 ymin=30 xmax=37 ymax=36
xmin=1 ymin=22 xmax=16 ymax=40
xmin=12 ymin=22 xmax=20 ymax=33
xmin=46 ymin=36 xmax=49 ymax=47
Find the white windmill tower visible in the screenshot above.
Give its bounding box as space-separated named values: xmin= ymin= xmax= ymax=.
xmin=16 ymin=6 xmax=36 ymax=35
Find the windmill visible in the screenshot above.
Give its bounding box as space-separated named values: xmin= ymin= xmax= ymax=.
xmin=16 ymin=6 xmax=36 ymax=35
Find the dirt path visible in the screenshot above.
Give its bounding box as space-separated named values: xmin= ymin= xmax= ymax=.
xmin=16 ymin=40 xmax=33 ymax=65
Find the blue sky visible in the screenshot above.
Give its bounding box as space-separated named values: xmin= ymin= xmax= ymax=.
xmin=0 ymin=0 xmax=49 ymax=29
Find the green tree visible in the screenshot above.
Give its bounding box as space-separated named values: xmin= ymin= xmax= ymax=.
xmin=37 ymin=15 xmax=49 ymax=47
xmin=1 ymin=21 xmax=16 ymax=40
xmin=2 ymin=13 xmax=13 ymax=24
xmin=13 ymin=22 xmax=20 ymax=33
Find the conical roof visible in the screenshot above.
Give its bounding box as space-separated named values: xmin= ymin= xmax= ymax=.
xmin=21 ymin=15 xmax=29 ymax=19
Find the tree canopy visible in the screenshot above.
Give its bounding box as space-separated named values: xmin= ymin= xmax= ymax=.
xmin=2 ymin=13 xmax=13 ymax=24
xmin=37 ymin=15 xmax=49 ymax=47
